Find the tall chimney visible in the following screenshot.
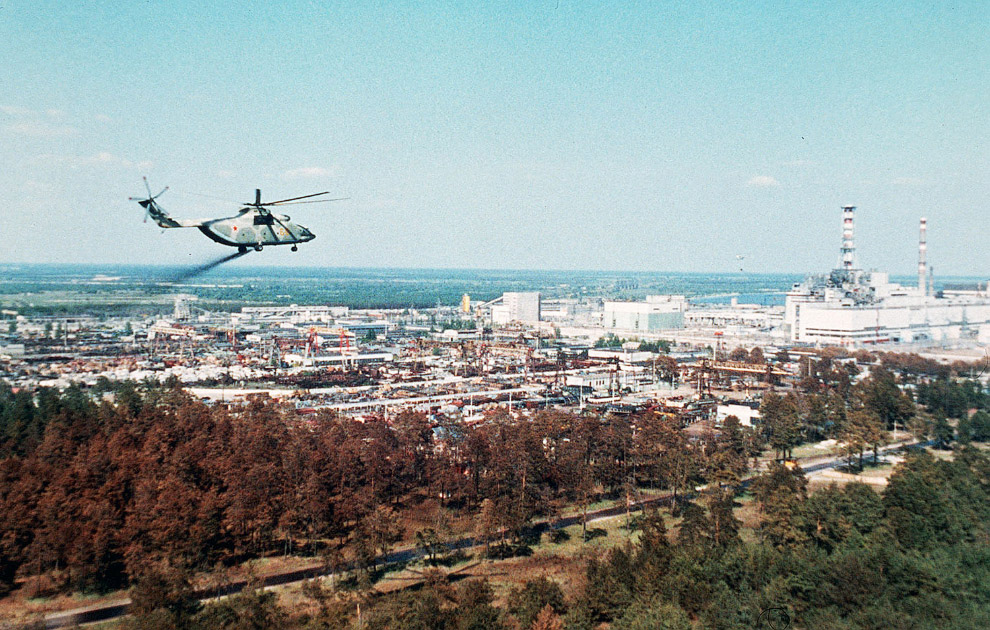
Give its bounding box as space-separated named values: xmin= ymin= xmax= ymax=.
xmin=918 ymin=217 xmax=928 ymax=295
xmin=840 ymin=205 xmax=857 ymax=270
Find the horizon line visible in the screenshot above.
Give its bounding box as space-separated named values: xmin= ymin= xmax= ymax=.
xmin=1 ymin=260 xmax=987 ymax=280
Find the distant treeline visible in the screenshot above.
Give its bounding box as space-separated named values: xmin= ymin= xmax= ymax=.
xmin=1 ymin=265 xmax=809 ymax=310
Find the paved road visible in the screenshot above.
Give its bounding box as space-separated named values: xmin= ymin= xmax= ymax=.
xmin=24 ymin=439 xmax=929 ymax=629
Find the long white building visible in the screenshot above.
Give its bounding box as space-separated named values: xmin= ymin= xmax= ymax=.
xmin=604 ymin=295 xmax=687 ymax=331
xmin=783 ymin=207 xmax=990 ymax=346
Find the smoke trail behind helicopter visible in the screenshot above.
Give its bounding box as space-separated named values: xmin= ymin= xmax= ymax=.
xmin=169 ymin=250 xmax=250 ymax=283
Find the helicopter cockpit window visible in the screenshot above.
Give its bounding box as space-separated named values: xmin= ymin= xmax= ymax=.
xmin=253 ymin=215 xmax=275 ymax=226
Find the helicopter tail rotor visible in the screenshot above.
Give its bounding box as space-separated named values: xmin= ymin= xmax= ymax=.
xmin=130 ymin=177 xmax=179 ymax=227
xmin=137 ymin=176 xmax=169 ymax=202
xmin=129 ymin=177 xmax=169 ymax=221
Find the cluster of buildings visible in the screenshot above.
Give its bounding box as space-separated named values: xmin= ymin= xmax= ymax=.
xmin=0 ymin=290 xmax=779 ymax=425
xmin=1 ymin=205 xmax=986 ymax=427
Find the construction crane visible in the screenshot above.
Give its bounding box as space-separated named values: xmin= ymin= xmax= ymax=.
xmin=306 ymin=326 xmax=357 ymax=357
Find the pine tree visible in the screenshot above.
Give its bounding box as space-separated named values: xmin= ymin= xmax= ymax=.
xmin=761 ymin=392 xmax=802 ymax=459
xmin=750 ymin=462 xmax=808 ymax=549
xmin=932 ymin=414 xmax=953 ymax=449
xmin=508 ymin=577 xmax=566 ymax=629
xmin=971 ymin=410 xmax=990 ymax=442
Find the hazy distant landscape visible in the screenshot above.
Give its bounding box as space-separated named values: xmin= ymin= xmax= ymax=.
xmin=3 ymin=264 xmax=983 ymax=318
xmin=0 ymin=263 xmax=801 ymax=312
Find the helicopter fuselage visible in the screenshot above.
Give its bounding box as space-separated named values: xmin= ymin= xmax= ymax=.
xmin=197 ymin=210 xmax=315 ymax=251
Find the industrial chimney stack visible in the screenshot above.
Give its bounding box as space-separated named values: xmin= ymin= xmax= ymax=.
xmin=918 ymin=217 xmax=928 ymax=296
xmin=840 ymin=205 xmax=857 ymax=271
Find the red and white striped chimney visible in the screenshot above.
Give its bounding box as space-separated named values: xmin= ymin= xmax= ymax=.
xmin=918 ymin=217 xmax=927 ymax=296
xmin=840 ymin=206 xmax=856 ymax=270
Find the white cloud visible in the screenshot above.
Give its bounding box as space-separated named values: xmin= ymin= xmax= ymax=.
xmin=87 ymin=152 xmax=152 ymax=169
xmin=2 ymin=107 xmax=113 ymax=134
xmin=282 ymin=166 xmax=338 ymax=180
xmin=6 ymin=120 xmax=79 ymax=137
xmin=35 ymin=152 xmax=152 ymax=170
xmin=0 ymin=105 xmax=34 ymax=116
xmin=746 ymin=175 xmax=781 ymax=188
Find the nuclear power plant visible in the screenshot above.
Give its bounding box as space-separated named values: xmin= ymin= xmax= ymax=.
xmin=783 ymin=206 xmax=990 ymax=346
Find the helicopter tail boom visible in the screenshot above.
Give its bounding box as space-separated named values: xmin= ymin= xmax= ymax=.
xmin=138 ymin=198 xmax=204 ymax=228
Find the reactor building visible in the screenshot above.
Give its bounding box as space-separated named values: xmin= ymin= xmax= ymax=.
xmin=783 ymin=206 xmax=990 ymax=347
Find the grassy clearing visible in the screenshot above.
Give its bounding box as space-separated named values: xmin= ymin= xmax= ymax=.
xmin=790 ymin=442 xmax=840 ymax=459
xmin=733 ymin=494 xmax=762 ymax=545
xmin=539 ymin=513 xmax=639 ymax=558
xmin=857 ymin=462 xmax=896 ymax=478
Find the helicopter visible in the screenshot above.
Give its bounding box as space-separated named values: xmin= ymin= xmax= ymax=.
xmin=130 ymin=178 xmax=345 ymax=253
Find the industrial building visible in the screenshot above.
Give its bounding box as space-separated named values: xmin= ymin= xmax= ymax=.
xmin=237 ymin=304 xmax=349 ymax=324
xmin=784 ymin=207 xmax=990 ymax=346
xmin=491 ymin=291 xmax=541 ymax=324
xmin=604 ymin=295 xmax=687 ymax=331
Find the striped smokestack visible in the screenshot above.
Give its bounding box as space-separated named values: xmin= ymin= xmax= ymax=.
xmin=840 ymin=206 xmax=856 ymax=270
xmin=918 ymin=217 xmax=928 ymax=295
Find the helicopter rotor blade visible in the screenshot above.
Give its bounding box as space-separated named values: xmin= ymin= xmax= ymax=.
xmin=269 ymin=197 xmax=349 ymax=206
xmin=170 ymin=189 xmax=243 ymax=204
xmin=143 ymin=176 xmax=153 ymax=198
xmin=264 ymin=191 xmax=332 ymax=205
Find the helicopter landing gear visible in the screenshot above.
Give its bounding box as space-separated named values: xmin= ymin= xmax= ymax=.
xmin=291 ymin=245 xmax=298 ymax=252
xmin=254 ymin=244 xmax=263 ymax=252
xmin=238 ymin=246 xmax=247 ymax=254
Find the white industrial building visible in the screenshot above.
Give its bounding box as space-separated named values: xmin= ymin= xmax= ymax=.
xmin=685 ymin=303 xmax=782 ymax=329
xmin=237 ymin=304 xmax=349 ymax=324
xmin=491 ymin=292 xmax=541 ymax=324
xmin=565 ymin=372 xmax=610 ymax=393
xmin=783 ymin=207 xmax=990 ymax=346
xmin=604 ymin=295 xmax=687 ymax=331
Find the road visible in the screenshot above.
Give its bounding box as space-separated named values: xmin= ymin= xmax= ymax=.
xmin=24 ymin=438 xmax=928 ymax=629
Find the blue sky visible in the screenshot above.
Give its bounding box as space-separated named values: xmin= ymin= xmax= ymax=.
xmin=2 ymin=1 xmax=987 ymax=275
